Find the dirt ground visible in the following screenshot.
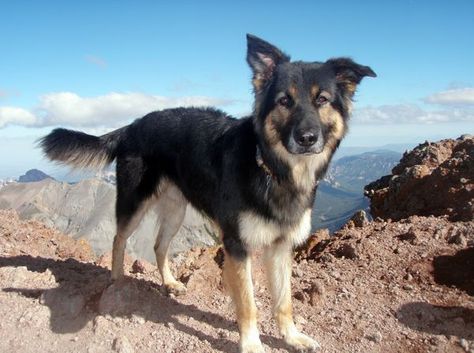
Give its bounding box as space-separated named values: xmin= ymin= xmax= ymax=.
xmin=0 ymin=209 xmax=473 ymax=353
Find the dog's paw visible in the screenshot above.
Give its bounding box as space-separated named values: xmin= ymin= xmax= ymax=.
xmin=240 ymin=340 xmax=265 ymax=353
xmin=284 ymin=331 xmax=320 ymax=352
xmin=164 ymin=281 xmax=187 ymax=296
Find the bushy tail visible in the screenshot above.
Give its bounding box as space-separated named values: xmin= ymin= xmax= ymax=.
xmin=38 ymin=127 xmax=126 ymax=170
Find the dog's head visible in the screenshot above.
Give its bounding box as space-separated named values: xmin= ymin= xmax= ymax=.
xmin=247 ymin=34 xmax=376 ymax=156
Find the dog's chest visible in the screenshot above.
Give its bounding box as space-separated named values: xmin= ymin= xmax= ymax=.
xmin=238 ymin=209 xmax=311 ymax=249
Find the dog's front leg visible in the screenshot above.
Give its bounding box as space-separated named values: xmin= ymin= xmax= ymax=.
xmin=264 ymin=241 xmax=320 ymax=352
xmin=223 ymin=251 xmax=264 ymax=353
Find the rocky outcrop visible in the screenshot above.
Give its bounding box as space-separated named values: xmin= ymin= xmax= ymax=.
xmin=365 ymin=135 xmax=473 ymax=221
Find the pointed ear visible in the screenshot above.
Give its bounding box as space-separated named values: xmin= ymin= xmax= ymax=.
xmin=327 ymin=58 xmax=376 ymax=95
xmin=246 ymin=34 xmax=290 ymax=92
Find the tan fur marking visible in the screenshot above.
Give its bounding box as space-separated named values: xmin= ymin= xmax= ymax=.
xmin=345 ymin=82 xmax=357 ymax=94
xmin=223 ymin=253 xmax=263 ymax=351
xmin=289 ymin=85 xmax=298 ymax=98
xmin=264 ymin=240 xmax=320 ymax=350
xmin=253 ymin=77 xmax=263 ymax=92
xmin=319 ymin=105 xmax=346 ymax=147
xmin=310 ymin=85 xmax=320 ymax=98
xmin=111 ymin=200 xmax=151 ymax=280
xmin=153 ymin=180 xmax=188 ymax=295
xmin=263 ymin=114 xmax=280 ymax=145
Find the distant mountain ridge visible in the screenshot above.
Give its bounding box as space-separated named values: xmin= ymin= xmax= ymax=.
xmin=312 ymin=149 xmax=401 ymax=231
xmin=18 ymin=169 xmax=54 ymax=183
xmin=323 ymin=150 xmax=400 ymax=193
xmin=0 ymin=178 xmax=217 ymax=263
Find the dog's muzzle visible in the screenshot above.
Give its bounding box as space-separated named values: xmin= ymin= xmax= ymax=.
xmin=288 ymin=127 xmax=325 ymax=155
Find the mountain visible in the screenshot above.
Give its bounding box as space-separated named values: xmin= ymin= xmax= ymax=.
xmin=0 ymin=178 xmax=217 ymax=263
xmin=311 ymin=182 xmax=368 ymax=232
xmin=324 ymin=150 xmax=401 ymax=193
xmin=312 ymin=149 xmax=401 ymax=231
xmin=18 ymin=169 xmax=54 ymax=183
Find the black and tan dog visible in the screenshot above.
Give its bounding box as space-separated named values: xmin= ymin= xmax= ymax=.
xmin=40 ymin=34 xmax=375 ymax=352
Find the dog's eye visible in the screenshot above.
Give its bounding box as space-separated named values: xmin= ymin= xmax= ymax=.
xmin=315 ymin=95 xmax=329 ymax=105
xmin=277 ymin=96 xmax=292 ymax=108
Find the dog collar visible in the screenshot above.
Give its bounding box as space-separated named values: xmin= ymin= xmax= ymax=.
xmin=256 ymin=145 xmax=275 ymax=180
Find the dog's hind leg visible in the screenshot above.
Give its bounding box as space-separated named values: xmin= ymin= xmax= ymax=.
xmin=153 ymin=180 xmax=187 ymax=296
xmin=111 ymin=203 xmax=149 ymax=280
xmin=263 ymin=241 xmax=320 ymax=352
xmin=223 ymin=251 xmax=264 ymax=353
xmin=111 ymin=156 xmax=155 ymax=281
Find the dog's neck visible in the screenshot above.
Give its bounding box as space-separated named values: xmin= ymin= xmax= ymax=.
xmin=255 ymin=145 xmax=275 ymax=180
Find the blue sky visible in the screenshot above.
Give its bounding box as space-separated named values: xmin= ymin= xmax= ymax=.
xmin=1 ymin=0 xmax=473 ymax=179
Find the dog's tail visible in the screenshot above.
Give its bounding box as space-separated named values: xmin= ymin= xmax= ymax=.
xmin=38 ymin=126 xmax=127 ymax=170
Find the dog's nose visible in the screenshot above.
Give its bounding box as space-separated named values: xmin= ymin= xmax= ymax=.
xmin=296 ymin=131 xmax=318 ymax=147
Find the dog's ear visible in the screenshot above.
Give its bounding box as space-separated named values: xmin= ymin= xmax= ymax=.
xmin=246 ymin=34 xmax=290 ymax=92
xmin=327 ymin=58 xmax=376 ymax=95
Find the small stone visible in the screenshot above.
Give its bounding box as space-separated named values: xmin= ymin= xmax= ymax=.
xmin=403 ymin=284 xmax=414 ymax=291
xmin=130 ymin=314 xmax=146 ymax=325
xmin=165 ymin=322 xmax=174 ymax=329
xmin=459 ymin=338 xmax=469 ymax=352
xmin=366 ymin=331 xmax=383 ymax=343
xmin=131 ymin=260 xmax=146 ymax=274
xmin=113 ymin=336 xmax=134 ymax=353
xmin=307 ymin=282 xmax=325 ymax=307
xmin=293 ymin=290 xmax=306 ymax=302
xmin=292 ymin=266 xmax=304 ymax=278
xmin=404 ymin=273 xmax=413 ymax=281
xmin=335 ymin=243 xmax=358 ymax=260
xmin=349 ymin=210 xmax=370 ymax=228
xmin=218 ymin=329 xmax=229 ymax=338
xmin=320 ymin=253 xmax=334 ymax=263
xmin=448 ymin=233 xmax=467 ymax=246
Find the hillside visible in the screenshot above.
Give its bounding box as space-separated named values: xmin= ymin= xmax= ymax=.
xmin=311 ymin=182 xmax=368 ymax=232
xmin=325 ymin=149 xmax=400 ymax=193
xmin=0 ymin=178 xmax=217 ymax=262
xmin=312 ymin=149 xmax=400 ymax=231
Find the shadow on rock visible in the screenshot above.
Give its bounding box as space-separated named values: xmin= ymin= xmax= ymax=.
xmin=433 ymin=247 xmax=474 ymax=296
xmin=0 ymin=255 xmax=287 ymax=353
xmin=397 ymin=302 xmax=474 ymax=340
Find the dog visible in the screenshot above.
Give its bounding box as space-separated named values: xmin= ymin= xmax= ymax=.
xmin=40 ymin=34 xmax=375 ymax=353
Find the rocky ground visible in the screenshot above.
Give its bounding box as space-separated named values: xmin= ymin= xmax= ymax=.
xmin=1 ymin=209 xmax=473 ymax=353
xmin=365 ymin=135 xmax=473 ymax=222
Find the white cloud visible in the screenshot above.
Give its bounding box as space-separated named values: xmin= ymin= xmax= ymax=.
xmin=353 ymin=104 xmax=474 ymax=125
xmin=0 ymin=92 xmax=235 ymax=129
xmin=424 ymin=87 xmax=474 ymax=106
xmin=0 ymin=107 xmax=37 ymax=128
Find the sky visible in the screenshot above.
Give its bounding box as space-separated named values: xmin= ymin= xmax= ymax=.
xmin=1 ymin=0 xmax=473 ymax=179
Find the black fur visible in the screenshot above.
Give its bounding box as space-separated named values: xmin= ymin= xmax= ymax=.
xmin=40 ymin=35 xmax=375 ymax=260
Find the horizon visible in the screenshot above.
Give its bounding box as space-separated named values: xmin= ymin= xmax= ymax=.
xmin=1 ymin=1 xmax=473 ymax=179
